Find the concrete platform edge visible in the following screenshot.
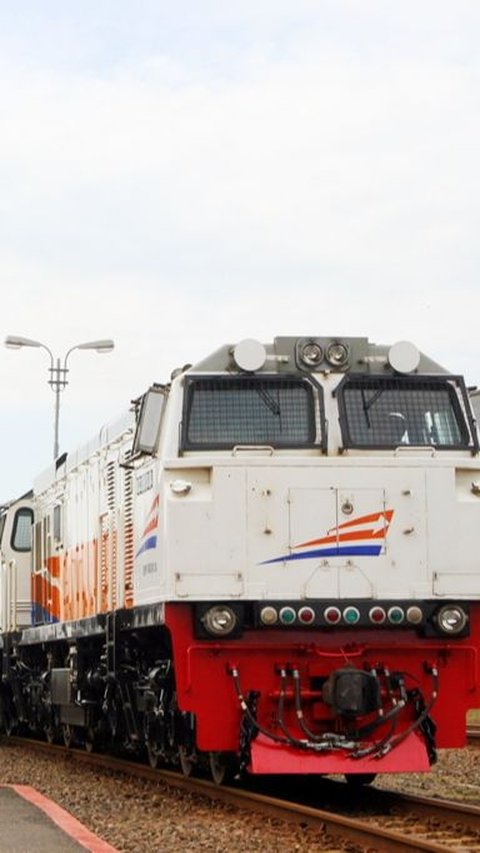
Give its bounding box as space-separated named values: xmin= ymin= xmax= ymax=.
xmin=6 ymin=785 xmax=119 ymax=853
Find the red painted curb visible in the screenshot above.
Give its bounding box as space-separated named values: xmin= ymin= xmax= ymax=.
xmin=7 ymin=785 xmax=119 ymax=852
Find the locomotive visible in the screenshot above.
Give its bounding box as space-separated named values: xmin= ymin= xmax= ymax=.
xmin=0 ymin=335 xmax=479 ymax=785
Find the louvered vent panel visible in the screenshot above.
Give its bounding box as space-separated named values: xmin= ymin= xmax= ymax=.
xmin=111 ymin=527 xmax=118 ymax=610
xmin=123 ymin=452 xmax=134 ymax=607
xmin=100 ymin=513 xmax=109 ymax=612
xmin=107 ymin=461 xmax=116 ymax=510
xmin=104 ymin=461 xmax=117 ymax=610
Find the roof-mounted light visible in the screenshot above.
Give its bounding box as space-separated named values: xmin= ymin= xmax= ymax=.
xmin=326 ymin=342 xmax=349 ymax=368
xmin=299 ymin=341 xmax=323 ymax=368
xmin=388 ymin=341 xmax=420 ymax=374
xmin=233 ymin=338 xmax=267 ymax=372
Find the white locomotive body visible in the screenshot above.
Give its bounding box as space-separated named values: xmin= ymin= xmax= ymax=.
xmin=1 ymin=336 xmax=479 ymax=780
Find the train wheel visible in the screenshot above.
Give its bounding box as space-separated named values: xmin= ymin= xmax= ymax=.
xmin=0 ymin=695 xmax=16 ymax=736
xmin=0 ymin=697 xmax=6 ymax=734
xmin=344 ymin=773 xmax=376 ymax=787
xmin=44 ymin=725 xmax=56 ymax=744
xmin=178 ymin=746 xmax=195 ymax=778
xmin=84 ymin=727 xmax=97 ymax=753
xmin=208 ymin=752 xmax=235 ymax=785
xmin=4 ymin=715 xmax=16 ymax=736
xmin=146 ymin=741 xmax=160 ymax=769
xmin=62 ymin=724 xmax=74 ymax=748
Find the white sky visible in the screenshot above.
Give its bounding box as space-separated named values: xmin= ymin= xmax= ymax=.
xmin=1 ymin=1 xmax=480 ymax=501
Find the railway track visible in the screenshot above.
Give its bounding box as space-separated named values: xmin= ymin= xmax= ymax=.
xmin=3 ymin=736 xmax=480 ymax=852
xmin=468 ymin=725 xmax=480 ymax=745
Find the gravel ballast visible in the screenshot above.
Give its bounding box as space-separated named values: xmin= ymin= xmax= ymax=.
xmin=0 ymin=742 xmax=479 ymax=852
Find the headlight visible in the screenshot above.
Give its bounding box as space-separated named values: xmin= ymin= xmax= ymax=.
xmin=201 ymin=605 xmax=238 ymax=637
xmin=435 ymin=604 xmax=468 ymax=635
xmin=326 ymin=342 xmax=349 ymax=368
xmin=300 ymin=341 xmax=323 ymax=367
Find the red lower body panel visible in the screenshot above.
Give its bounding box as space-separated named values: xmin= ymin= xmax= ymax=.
xmin=165 ymin=603 xmax=480 ymax=776
xmin=249 ymin=731 xmax=430 ymax=774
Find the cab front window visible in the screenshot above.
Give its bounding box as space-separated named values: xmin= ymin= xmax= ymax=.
xmin=182 ymin=376 xmax=320 ymax=449
xmin=338 ymin=376 xmax=474 ymax=450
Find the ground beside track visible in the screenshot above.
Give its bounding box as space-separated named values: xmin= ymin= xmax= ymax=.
xmin=1 ymin=741 xmax=480 ymax=851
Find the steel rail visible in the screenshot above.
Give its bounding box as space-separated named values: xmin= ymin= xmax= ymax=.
xmin=467 ymin=725 xmax=480 ymax=744
xmin=3 ymin=737 xmax=480 ymax=852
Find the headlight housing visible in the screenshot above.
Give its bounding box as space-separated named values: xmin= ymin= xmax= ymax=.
xmin=434 ymin=604 xmax=468 ymax=635
xmin=326 ymin=341 xmax=349 ymax=368
xmin=300 ymin=341 xmax=323 ymax=367
xmin=196 ymin=603 xmax=244 ymax=638
xmin=202 ymin=605 xmax=238 ymax=636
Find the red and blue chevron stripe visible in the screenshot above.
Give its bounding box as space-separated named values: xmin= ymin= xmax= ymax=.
xmin=262 ymin=509 xmax=394 ymax=564
xmin=136 ymin=494 xmax=159 ymax=557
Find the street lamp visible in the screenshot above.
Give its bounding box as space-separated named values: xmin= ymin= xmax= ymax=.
xmin=5 ymin=335 xmax=114 ymax=460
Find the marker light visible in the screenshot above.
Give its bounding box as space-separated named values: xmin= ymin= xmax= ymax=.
xmin=300 ymin=342 xmax=323 ymax=367
xmin=369 ymin=606 xmax=386 ymax=624
xmin=202 ymin=605 xmax=238 ymax=637
xmin=388 ymin=340 xmax=420 ymax=374
xmin=233 ymin=338 xmax=267 ymax=372
xmin=324 ymin=606 xmax=341 ymax=625
xmin=260 ymin=606 xmax=278 ymax=626
xmin=279 ymin=606 xmax=296 ymax=625
xmin=388 ymin=606 xmax=405 ymax=625
xmin=343 ymin=606 xmax=360 ymax=625
xmin=435 ymin=604 xmax=468 ymax=635
xmin=326 ymin=342 xmax=349 ymax=368
xmin=298 ymin=606 xmax=315 ymax=625
xmin=406 ymin=606 xmax=423 ymax=625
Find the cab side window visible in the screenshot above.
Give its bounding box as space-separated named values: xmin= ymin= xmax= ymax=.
xmin=11 ymin=508 xmax=34 ymax=552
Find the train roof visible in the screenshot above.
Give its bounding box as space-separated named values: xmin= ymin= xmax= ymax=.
xmin=33 ymin=410 xmax=135 ymax=496
xmin=189 ymin=336 xmax=447 ymax=375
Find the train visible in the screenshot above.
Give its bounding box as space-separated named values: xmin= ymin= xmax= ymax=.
xmin=0 ymin=334 xmax=479 ymax=786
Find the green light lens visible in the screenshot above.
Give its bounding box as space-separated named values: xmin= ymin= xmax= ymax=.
xmin=279 ymin=607 xmax=296 ymax=625
xmin=343 ymin=607 xmax=360 ymax=625
xmin=388 ymin=606 xmax=404 ymax=624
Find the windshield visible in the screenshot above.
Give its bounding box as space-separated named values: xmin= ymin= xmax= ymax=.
xmin=339 ymin=376 xmax=473 ymax=449
xmin=182 ymin=377 xmax=318 ymax=449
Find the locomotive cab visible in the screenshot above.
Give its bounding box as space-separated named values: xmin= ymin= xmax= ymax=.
xmin=156 ymin=337 xmax=480 ymax=777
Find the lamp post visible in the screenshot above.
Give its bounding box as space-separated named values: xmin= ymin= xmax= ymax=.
xmin=5 ymin=336 xmax=114 ymax=460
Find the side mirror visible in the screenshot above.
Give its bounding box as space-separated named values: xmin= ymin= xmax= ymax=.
xmin=132 ymin=386 xmax=167 ymax=456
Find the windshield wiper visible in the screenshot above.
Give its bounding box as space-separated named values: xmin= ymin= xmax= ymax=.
xmin=255 ymin=384 xmax=281 ymax=416
xmin=361 ymin=388 xmax=384 ymax=426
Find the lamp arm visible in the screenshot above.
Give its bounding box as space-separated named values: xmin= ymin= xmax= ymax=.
xmin=63 ymin=345 xmax=79 ymax=371
xmin=38 ymin=343 xmax=54 ymax=370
